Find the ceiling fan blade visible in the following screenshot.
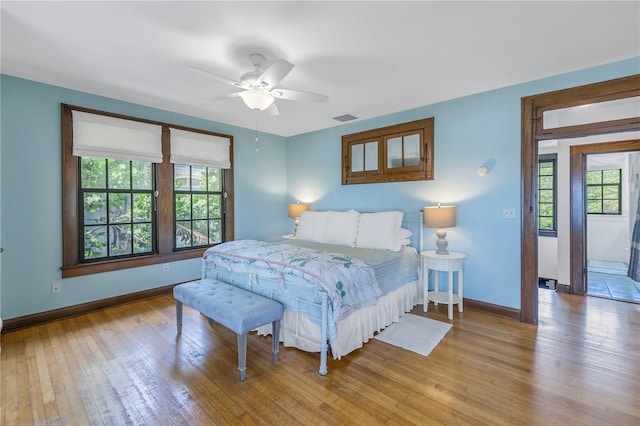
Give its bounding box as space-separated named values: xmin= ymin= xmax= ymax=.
xmin=271 ymin=89 xmax=328 ymax=103
xmin=185 ymin=65 xmax=247 ymax=89
xmin=257 ymin=59 xmax=294 ymax=88
xmin=266 ymin=102 xmax=279 ymax=116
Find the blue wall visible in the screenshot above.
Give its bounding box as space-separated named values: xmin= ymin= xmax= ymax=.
xmin=0 ymin=75 xmax=288 ymax=319
xmin=1 ymin=57 xmax=638 ymax=319
xmin=287 ymin=57 xmax=640 ymax=309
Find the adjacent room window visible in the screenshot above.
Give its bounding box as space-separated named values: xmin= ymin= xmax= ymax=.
xmin=586 ymin=169 xmax=622 ymax=214
xmin=61 ymin=104 xmax=234 ymax=278
xmin=538 ymin=154 xmax=557 ymax=237
xmin=342 ymin=118 xmax=434 ymax=184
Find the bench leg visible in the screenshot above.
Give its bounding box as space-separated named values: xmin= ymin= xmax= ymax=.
xmin=272 ymin=319 xmax=281 ymax=363
xmin=237 ymin=333 xmax=247 ymax=381
xmin=176 ymin=300 xmax=183 ymax=335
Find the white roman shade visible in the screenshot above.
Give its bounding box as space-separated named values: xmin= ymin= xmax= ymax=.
xmin=72 ymin=111 xmax=163 ymax=162
xmin=170 ymin=128 xmax=231 ymax=169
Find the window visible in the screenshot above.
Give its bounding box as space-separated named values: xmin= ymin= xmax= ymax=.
xmin=538 ymin=154 xmax=557 ymax=237
xmin=586 ymin=169 xmax=622 ymax=214
xmin=81 ymin=158 xmax=155 ymax=260
xmin=342 ymin=118 xmax=434 ymax=184
xmin=61 ymin=104 xmax=234 ymax=278
xmin=174 ymin=165 xmax=223 ymax=249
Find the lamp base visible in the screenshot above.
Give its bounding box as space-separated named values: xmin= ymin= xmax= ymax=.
xmin=435 ymin=228 xmax=449 ymax=255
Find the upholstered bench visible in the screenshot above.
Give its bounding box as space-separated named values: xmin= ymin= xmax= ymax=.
xmin=173 ymin=279 xmax=284 ymax=381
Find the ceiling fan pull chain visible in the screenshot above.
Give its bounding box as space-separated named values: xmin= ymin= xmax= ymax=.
xmin=255 ymin=117 xmax=259 ymax=152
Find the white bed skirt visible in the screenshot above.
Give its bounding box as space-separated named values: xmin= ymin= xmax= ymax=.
xmin=257 ymin=279 xmax=422 ymax=359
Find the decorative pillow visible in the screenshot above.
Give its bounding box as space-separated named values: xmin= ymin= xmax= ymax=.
xmin=295 ymin=211 xmax=328 ymax=242
xmin=355 ymin=211 xmax=404 ymax=251
xmin=323 ymin=210 xmax=360 ymax=246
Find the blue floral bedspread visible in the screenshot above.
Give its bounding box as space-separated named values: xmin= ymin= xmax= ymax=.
xmin=203 ymin=240 xmax=382 ymax=321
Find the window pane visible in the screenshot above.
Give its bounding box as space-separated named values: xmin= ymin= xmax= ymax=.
xmin=351 ymin=144 xmax=364 ymax=172
xmin=602 ymin=185 xmax=619 ymax=199
xmin=83 ymin=192 xmax=107 ymax=225
xmin=539 ymin=162 xmax=553 ymax=176
xmin=131 ymin=161 xmax=152 ymax=190
xmin=81 ymin=157 xmax=106 ymax=189
xmin=539 ymin=176 xmax=553 ymax=190
xmin=109 ymin=224 xmax=132 ymax=256
xmin=539 ymin=203 xmax=554 ymax=217
xmin=192 ymin=194 xmax=207 ymax=220
xmin=603 ymin=199 xmax=620 ymax=214
xmin=133 ymin=193 xmax=152 ymax=222
xmin=132 ymin=223 xmax=152 ymax=253
xmin=207 ymin=167 xmax=222 ymax=191
xmin=539 ymin=217 xmax=553 ymax=231
xmin=109 ymin=193 xmax=131 ymax=223
xmin=108 ymin=159 xmax=131 ymax=190
xmin=364 ymin=141 xmax=378 ymax=171
xmin=175 ymin=194 xmax=191 ymax=220
xmin=84 ymin=225 xmax=107 ymax=259
xmin=176 ymin=221 xmax=192 ymax=248
xmin=208 ymin=194 xmax=222 ymax=218
xmin=209 ymin=219 xmax=222 ymax=244
xmin=192 ymin=166 xmax=207 ymax=191
xmin=586 ymin=171 xmax=602 ymax=185
xmin=587 ymin=186 xmax=602 ymax=200
xmin=387 ymin=137 xmax=402 ymax=168
xmin=542 ymin=96 xmax=640 ymax=129
xmin=587 ymin=200 xmax=601 ymax=214
xmin=603 ymin=169 xmax=621 ymax=184
xmin=174 ymin=164 xmax=191 ymax=191
xmin=193 ymin=220 xmax=209 ymax=246
xmin=403 ymin=134 xmax=420 ymax=167
xmin=539 ymin=189 xmax=554 ymax=203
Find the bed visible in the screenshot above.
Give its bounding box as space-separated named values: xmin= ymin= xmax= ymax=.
xmin=201 ymin=210 xmax=421 ymax=374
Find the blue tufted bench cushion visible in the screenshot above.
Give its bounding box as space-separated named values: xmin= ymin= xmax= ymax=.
xmin=173 ymin=278 xmax=283 ymax=381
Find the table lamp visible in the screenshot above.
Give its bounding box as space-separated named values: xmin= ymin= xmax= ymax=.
xmin=423 ymin=205 xmax=456 ymax=255
xmin=288 ymin=202 xmax=309 ymax=235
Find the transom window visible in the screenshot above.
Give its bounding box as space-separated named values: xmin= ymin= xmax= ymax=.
xmin=342 ymin=118 xmax=434 ymax=184
xmin=587 ymin=169 xmax=622 ymax=214
xmin=538 ymin=154 xmax=557 ymax=236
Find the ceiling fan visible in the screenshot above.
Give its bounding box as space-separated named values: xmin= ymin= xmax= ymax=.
xmin=189 ymin=54 xmax=328 ymax=115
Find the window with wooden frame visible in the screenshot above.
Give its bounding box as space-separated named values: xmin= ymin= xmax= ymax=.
xmin=61 ymin=104 xmax=234 ymax=278
xmin=538 ymin=154 xmax=557 ymax=237
xmin=342 ymin=118 xmax=434 ymax=184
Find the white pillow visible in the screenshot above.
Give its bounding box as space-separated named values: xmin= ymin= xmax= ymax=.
xmin=323 ymin=210 xmax=360 ymax=246
xmin=295 ymin=211 xmax=327 ymax=242
xmin=355 ymin=211 xmax=404 ymax=251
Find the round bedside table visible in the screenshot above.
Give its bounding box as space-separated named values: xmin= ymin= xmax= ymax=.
xmin=421 ymin=250 xmax=466 ymax=320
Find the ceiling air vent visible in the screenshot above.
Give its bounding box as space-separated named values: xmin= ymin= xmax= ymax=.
xmin=333 ymin=114 xmax=358 ymax=122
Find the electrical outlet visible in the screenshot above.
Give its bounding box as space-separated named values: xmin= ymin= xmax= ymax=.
xmin=162 ymin=263 xmax=170 ymax=272
xmin=52 ymin=283 xmax=62 ymax=295
xmin=503 ymin=208 xmax=516 ymax=219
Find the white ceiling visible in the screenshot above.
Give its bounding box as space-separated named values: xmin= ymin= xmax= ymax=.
xmin=1 ymin=1 xmax=638 ymax=137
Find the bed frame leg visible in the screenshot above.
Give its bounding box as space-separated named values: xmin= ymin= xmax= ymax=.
xmin=319 ymin=294 xmax=328 ymax=375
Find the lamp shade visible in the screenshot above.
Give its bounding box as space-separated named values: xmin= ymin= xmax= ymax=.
xmin=239 ymin=90 xmax=275 ymax=111
xmin=423 ymin=205 xmax=456 ymax=228
xmin=288 ymin=203 xmax=309 ymax=218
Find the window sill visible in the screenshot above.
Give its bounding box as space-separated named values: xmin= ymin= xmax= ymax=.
xmin=61 ymin=249 xmax=206 ymax=278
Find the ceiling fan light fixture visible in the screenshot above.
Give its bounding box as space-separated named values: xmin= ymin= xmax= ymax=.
xmin=239 ymin=90 xmax=274 ymax=111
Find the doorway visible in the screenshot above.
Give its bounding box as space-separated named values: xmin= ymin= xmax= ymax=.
xmin=570 ymin=141 xmax=640 ymax=302
xmin=521 ymin=74 xmax=640 ymax=325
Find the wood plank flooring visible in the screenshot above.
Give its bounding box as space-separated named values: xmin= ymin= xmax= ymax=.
xmin=2 ymin=289 xmax=639 ymax=425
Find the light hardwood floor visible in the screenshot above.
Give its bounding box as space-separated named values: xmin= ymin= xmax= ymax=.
xmin=2 ymin=289 xmax=639 ymax=425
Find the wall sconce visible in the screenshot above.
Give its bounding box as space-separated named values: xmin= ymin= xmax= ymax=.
xmin=477 ymin=165 xmax=490 ymax=176
xmin=423 ymin=204 xmax=456 ymax=255
xmin=288 ymin=202 xmax=309 ymax=235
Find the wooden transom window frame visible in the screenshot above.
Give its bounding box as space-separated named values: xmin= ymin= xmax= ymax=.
xmin=61 ymin=104 xmax=235 ymax=278
xmin=342 ymin=118 xmax=434 ymax=185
